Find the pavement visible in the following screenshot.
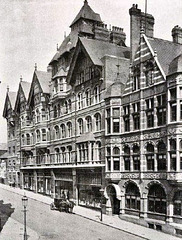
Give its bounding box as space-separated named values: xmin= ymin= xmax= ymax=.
xmin=0 ymin=183 xmax=181 ymax=240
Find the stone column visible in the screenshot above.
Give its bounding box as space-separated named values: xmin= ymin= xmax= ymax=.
xmin=51 ymin=170 xmax=55 ymax=198
xmin=72 ymin=168 xmax=78 ymax=204
xmin=120 ymin=194 xmax=125 ymax=215
xmin=88 ymin=142 xmax=92 ymax=162
xmin=20 ymin=171 xmax=24 ymax=189
xmin=33 ymin=170 xmax=37 ymax=193
xmin=166 ymin=200 xmax=174 ymax=223
xmin=140 ymin=193 xmax=148 ymax=219
xmin=154 ymin=146 xmax=158 ymax=171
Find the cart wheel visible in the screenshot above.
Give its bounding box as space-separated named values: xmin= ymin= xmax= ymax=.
xmin=50 ymin=203 xmax=54 ymax=210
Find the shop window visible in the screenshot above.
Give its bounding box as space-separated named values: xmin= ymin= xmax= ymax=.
xmin=146 ymin=98 xmax=154 ymax=128
xmin=95 ymin=113 xmax=101 ymax=131
xmin=113 ymin=147 xmax=120 ymax=171
xmin=85 ymin=89 xmax=91 ymax=106
xmin=132 ymin=102 xmax=140 ymax=130
xmin=157 ymin=141 xmax=166 ymax=171
xmin=170 ymin=139 xmax=176 ymax=171
xmin=146 ymin=144 xmax=154 ymax=171
xmin=123 ymin=105 xmax=130 ymax=132
xmin=86 ymin=116 xmax=92 ymax=132
xmin=78 ymin=118 xmax=84 ymax=135
xmin=133 ymin=145 xmax=140 ymax=171
xmin=125 ymin=183 xmax=140 ymax=210
xmin=123 ymin=146 xmax=130 ymax=171
xmin=173 ymin=191 xmax=182 ymax=216
xmin=148 ymin=184 xmax=166 ymax=214
xmin=157 ymin=94 xmax=166 ymax=126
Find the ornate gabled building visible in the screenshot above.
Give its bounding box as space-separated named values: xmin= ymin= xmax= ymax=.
xmin=104 ymin=4 xmax=182 ymax=236
xmin=3 ymin=1 xmax=182 ymax=237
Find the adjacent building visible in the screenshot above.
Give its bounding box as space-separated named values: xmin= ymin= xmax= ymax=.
xmin=0 ymin=143 xmax=8 ymax=184
xmin=3 ymin=1 xmax=182 ymax=237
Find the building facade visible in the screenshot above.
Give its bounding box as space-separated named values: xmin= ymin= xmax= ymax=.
xmin=3 ymin=1 xmax=182 ymax=237
xmin=0 ymin=143 xmax=8 ymax=184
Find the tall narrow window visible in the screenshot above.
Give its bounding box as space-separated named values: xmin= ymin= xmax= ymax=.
xmin=85 ymin=89 xmax=91 ymax=106
xmin=106 ymin=147 xmax=111 ymax=171
xmin=86 ymin=116 xmax=92 ymax=132
xmin=170 ymin=88 xmax=177 ymax=122
xmin=170 ymin=139 xmax=176 ymax=171
xmin=132 ymin=67 xmax=140 ymax=91
xmin=68 ymin=99 xmax=72 ymax=112
xmin=133 ymin=145 xmax=140 ymax=171
xmin=78 ymin=118 xmax=83 ymax=135
xmin=61 ymin=124 xmax=66 ymax=138
xmin=113 ymin=147 xmax=120 ymax=171
xmin=78 ymin=93 xmax=83 ymax=109
xmin=36 ymin=130 xmax=40 ymax=142
xmin=55 ymin=126 xmax=60 ymax=139
xmin=94 ymin=85 xmax=100 ymax=103
xmin=146 ymin=98 xmax=154 ymax=128
xmin=157 ymin=141 xmax=166 ymax=171
xmin=157 ymin=94 xmax=166 ymax=126
xmin=123 ymin=105 xmax=130 ymax=132
xmin=124 ymin=146 xmax=130 ymax=171
xmin=95 ymin=113 xmax=101 ymax=131
xmin=132 ymin=102 xmax=140 ymax=130
xmin=144 ymin=61 xmax=154 ymax=86
xmin=26 ymin=134 xmax=30 ymax=145
xmin=113 ymin=108 xmax=120 ymax=133
xmin=173 ymin=191 xmax=182 ymax=216
xmin=106 ymin=109 xmax=111 ymax=134
xmin=146 ymin=144 xmax=154 ymax=171
xmin=42 ymin=129 xmax=46 ymax=141
xmin=67 ymin=122 xmax=72 ymax=137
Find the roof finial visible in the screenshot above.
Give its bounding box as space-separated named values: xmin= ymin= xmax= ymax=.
xmin=35 ymin=63 xmax=37 ymax=71
xmin=7 ymin=85 xmax=9 ymax=92
xmin=20 ymin=75 xmax=23 ymax=82
xmin=84 ymin=0 xmax=88 ymax=5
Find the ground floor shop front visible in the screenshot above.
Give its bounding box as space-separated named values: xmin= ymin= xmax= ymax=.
xmin=21 ymin=167 xmax=104 ymax=209
xmin=105 ymin=178 xmax=182 ymax=236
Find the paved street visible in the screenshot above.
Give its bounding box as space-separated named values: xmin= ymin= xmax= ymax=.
xmin=0 ymin=187 xmax=143 ymax=240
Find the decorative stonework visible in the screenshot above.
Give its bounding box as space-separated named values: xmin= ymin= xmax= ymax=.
xmin=121 ymin=136 xmax=140 ymax=143
xmin=143 ymin=131 xmax=166 ymax=140
xmin=105 ymin=173 xmax=121 ymax=179
xmin=120 ymin=173 xmax=140 ymax=179
xmin=167 ymin=172 xmax=182 ymax=181
xmin=143 ymin=172 xmax=167 ymax=179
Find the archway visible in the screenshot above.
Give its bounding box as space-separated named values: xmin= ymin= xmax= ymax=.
xmin=107 ymin=185 xmax=120 ymax=215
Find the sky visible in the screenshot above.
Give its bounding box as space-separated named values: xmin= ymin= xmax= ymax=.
xmin=0 ymin=0 xmax=182 ymax=143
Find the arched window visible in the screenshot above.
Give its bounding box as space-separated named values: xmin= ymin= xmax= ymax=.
xmin=146 ymin=143 xmax=154 ymax=171
xmin=60 ymin=124 xmax=66 ymax=138
xmin=36 ymin=130 xmax=40 ymax=142
xmin=86 ymin=116 xmax=92 ymax=132
xmin=94 ymin=85 xmax=100 ymax=103
xmin=42 ymin=129 xmax=46 ymax=141
xmin=95 ymin=113 xmax=101 ymax=131
xmin=157 ymin=141 xmax=166 ymax=170
xmin=85 ymin=89 xmax=91 ymax=106
xmin=61 ymin=147 xmax=66 ymax=163
xmin=26 ymin=134 xmax=30 ymax=145
xmin=170 ymin=139 xmax=176 ymax=171
xmin=123 ymin=146 xmax=130 ymax=171
xmin=173 ymin=191 xmax=182 ymax=216
xmin=58 ymin=104 xmax=61 ymax=116
xmin=68 ymin=99 xmax=72 ymax=112
xmin=148 ymin=184 xmax=166 ymax=214
xmin=54 ymin=79 xmax=58 ymax=93
xmin=55 ymin=148 xmax=60 ymax=163
xmin=67 ymin=146 xmax=72 ymax=163
xmin=113 ymin=147 xmax=120 ymax=171
xmin=54 ymin=126 xmax=60 ymax=139
xmin=125 ymin=183 xmax=140 ymax=210
xmin=78 ymin=118 xmax=83 ymax=134
xmin=67 ymin=122 xmax=72 ymax=137
xmin=54 ymin=105 xmax=57 ymax=118
xmin=133 ymin=145 xmax=140 ymax=171
xmin=144 ymin=61 xmax=154 ymax=86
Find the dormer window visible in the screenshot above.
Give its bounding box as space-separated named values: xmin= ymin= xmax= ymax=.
xmin=132 ymin=67 xmax=140 ymax=91
xmin=144 ymin=61 xmax=154 ymax=86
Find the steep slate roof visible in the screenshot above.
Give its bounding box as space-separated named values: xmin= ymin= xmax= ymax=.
xmin=168 ymin=53 xmax=182 ymax=75
xmin=8 ymin=92 xmax=17 ymax=109
xmin=70 ymin=0 xmax=102 ymax=27
xmin=21 ymin=81 xmax=31 ymax=100
xmin=35 ymin=71 xmax=51 ymax=94
xmin=80 ymin=37 xmax=130 ymax=66
xmin=53 ymin=68 xmax=67 ymax=79
xmin=147 ymin=37 xmax=182 ymax=75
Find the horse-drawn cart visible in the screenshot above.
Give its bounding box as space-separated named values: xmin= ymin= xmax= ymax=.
xmin=50 ymin=198 xmax=75 ymax=213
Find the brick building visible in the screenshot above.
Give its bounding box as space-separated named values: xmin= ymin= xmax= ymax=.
xmin=3 ymin=1 xmax=182 ymax=236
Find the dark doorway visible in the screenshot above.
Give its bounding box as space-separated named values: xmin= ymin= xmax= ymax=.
xmin=108 ymin=186 xmax=120 ymax=215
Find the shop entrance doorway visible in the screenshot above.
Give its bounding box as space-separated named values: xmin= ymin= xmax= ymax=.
xmin=107 ymin=185 xmax=120 ymax=215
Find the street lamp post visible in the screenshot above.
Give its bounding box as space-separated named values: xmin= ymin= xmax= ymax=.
xmin=99 ymin=188 xmax=104 ymax=222
xmin=22 ymin=194 xmax=28 ymax=240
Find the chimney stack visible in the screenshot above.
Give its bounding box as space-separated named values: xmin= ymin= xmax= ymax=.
xmin=172 ymin=25 xmax=182 ymax=44
xmin=129 ymin=4 xmax=155 ymax=61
